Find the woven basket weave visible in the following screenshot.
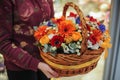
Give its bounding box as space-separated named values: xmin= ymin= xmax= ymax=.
xmin=40 ymin=2 xmax=104 ymax=77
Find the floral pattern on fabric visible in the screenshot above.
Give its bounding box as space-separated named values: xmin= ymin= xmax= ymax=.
xmin=14 ymin=24 xmax=34 ymax=36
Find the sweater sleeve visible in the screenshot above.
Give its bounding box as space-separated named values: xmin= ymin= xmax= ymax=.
xmin=47 ymin=0 xmax=54 ymax=18
xmin=0 ymin=0 xmax=39 ymax=72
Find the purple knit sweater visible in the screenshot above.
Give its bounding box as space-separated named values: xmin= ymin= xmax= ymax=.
xmin=0 ymin=0 xmax=54 ymax=72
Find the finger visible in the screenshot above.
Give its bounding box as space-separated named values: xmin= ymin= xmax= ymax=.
xmin=45 ymin=71 xmax=55 ymax=78
xmin=48 ymin=68 xmax=59 ymax=77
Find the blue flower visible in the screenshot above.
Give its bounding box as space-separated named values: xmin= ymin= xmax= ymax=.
xmin=99 ymin=24 xmax=106 ymax=33
xmin=47 ymin=21 xmax=53 ymax=26
xmin=76 ymin=17 xmax=80 ymax=24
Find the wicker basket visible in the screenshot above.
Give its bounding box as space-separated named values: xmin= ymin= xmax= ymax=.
xmin=40 ymin=2 xmax=104 ymax=77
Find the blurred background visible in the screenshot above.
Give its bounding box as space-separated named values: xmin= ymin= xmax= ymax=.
xmin=0 ymin=0 xmax=111 ymax=80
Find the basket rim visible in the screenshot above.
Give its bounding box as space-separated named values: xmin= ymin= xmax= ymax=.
xmin=41 ymin=53 xmax=100 ymax=70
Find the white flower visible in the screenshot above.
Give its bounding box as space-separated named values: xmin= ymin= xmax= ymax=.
xmin=77 ymin=52 xmax=81 ymax=56
xmin=76 ymin=49 xmax=81 ymax=55
xmin=77 ymin=41 xmax=80 ymax=45
xmin=46 ymin=27 xmax=52 ymax=30
xmin=90 ymin=31 xmax=93 ymax=34
xmin=87 ymin=40 xmax=100 ymax=49
xmin=48 ymin=34 xmax=55 ymax=39
xmin=87 ymin=34 xmax=90 ymax=37
xmin=91 ymin=43 xmax=99 ymax=49
xmin=87 ymin=40 xmax=93 ymax=48
xmin=77 ymin=30 xmax=81 ymax=32
xmin=76 ymin=49 xmax=79 ymax=53
xmin=51 ymin=46 xmax=57 ymax=51
xmin=49 ymin=46 xmax=57 ymax=53
xmin=42 ymin=21 xmax=48 ymax=25
xmin=76 ymin=45 xmax=81 ymax=49
xmin=61 ymin=43 xmax=70 ymax=53
xmin=66 ymin=17 xmax=76 ymax=23
xmin=43 ymin=48 xmax=48 ymax=53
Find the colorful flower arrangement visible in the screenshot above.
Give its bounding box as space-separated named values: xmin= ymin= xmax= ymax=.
xmin=34 ymin=12 xmax=111 ymax=56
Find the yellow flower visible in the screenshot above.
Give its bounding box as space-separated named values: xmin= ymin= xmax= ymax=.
xmin=72 ymin=32 xmax=82 ymax=41
xmin=100 ymin=30 xmax=112 ymax=48
xmin=100 ymin=38 xmax=112 ymax=48
xmin=39 ymin=35 xmax=50 ymax=46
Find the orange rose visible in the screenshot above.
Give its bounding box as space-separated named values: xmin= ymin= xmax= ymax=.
xmin=72 ymin=32 xmax=82 ymax=41
xmin=64 ymin=35 xmax=73 ymax=43
xmin=39 ymin=35 xmax=50 ymax=46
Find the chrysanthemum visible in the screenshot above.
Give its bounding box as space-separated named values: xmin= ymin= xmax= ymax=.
xmin=50 ymin=35 xmax=64 ymax=48
xmin=58 ymin=20 xmax=76 ymax=36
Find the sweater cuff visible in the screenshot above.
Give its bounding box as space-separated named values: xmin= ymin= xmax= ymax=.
xmin=29 ymin=58 xmax=40 ymax=72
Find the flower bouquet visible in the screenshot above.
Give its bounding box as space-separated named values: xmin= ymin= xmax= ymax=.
xmin=34 ymin=2 xmax=111 ymax=76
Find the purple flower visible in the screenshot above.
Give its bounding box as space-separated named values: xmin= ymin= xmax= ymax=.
xmin=99 ymin=24 xmax=106 ymax=33
xmin=47 ymin=21 xmax=53 ymax=26
xmin=76 ymin=17 xmax=80 ymax=24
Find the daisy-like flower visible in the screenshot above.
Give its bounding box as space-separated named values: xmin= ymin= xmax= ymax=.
xmin=58 ymin=20 xmax=76 ymax=36
xmin=34 ymin=26 xmax=47 ymax=40
xmin=50 ymin=35 xmax=64 ymax=48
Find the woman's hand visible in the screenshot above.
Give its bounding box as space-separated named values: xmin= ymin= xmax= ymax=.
xmin=38 ymin=62 xmax=59 ymax=78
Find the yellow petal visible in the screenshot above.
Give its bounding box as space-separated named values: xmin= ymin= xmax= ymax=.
xmin=105 ymin=38 xmax=111 ymax=42
xmin=100 ymin=42 xmax=112 ymax=48
xmin=104 ymin=48 xmax=108 ymax=59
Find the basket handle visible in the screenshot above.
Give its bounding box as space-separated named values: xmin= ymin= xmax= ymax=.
xmin=63 ymin=2 xmax=87 ymax=54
